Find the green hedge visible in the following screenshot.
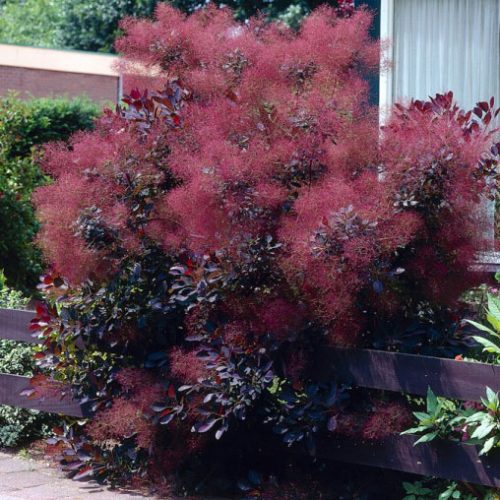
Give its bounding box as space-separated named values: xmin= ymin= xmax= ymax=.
xmin=0 ymin=95 xmax=99 ymax=293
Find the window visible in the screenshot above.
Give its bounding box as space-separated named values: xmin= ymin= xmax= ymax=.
xmin=378 ymin=0 xmax=499 ymax=258
xmin=380 ymin=0 xmax=500 ymax=113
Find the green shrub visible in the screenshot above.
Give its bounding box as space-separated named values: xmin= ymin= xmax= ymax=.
xmin=0 ymin=95 xmax=100 ymax=158
xmin=0 ymin=272 xmax=57 ymax=448
xmin=0 ymin=95 xmax=99 ymax=293
xmin=0 ymin=339 xmax=55 ymax=448
xmin=0 ymin=270 xmax=28 ymax=309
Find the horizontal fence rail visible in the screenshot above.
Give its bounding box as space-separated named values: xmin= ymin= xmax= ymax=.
xmin=470 ymin=250 xmax=500 ymax=273
xmin=323 ymin=435 xmax=500 ymax=488
xmin=0 ymin=308 xmax=87 ymax=417
xmin=0 ymin=308 xmax=40 ymax=343
xmin=318 ymin=348 xmax=500 ymax=402
xmin=1 ymin=307 xmax=500 ymax=486
xmin=0 ymin=373 xmax=86 ymax=417
xmin=315 ymin=347 xmax=500 ymax=486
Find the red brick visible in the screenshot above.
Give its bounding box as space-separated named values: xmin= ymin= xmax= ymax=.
xmin=0 ymin=65 xmax=119 ymax=103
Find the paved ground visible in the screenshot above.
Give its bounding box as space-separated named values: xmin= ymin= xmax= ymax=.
xmin=0 ymin=451 xmax=152 ymax=500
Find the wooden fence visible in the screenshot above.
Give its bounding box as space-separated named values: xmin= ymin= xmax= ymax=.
xmin=0 ymin=307 xmax=499 ymax=487
xmin=317 ymin=348 xmax=500 ymax=487
xmin=0 ymin=308 xmax=87 ymax=417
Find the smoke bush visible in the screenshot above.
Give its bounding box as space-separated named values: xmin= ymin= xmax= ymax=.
xmin=32 ymin=4 xmax=498 ymax=494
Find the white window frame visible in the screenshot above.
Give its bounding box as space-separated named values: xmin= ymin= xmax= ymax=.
xmin=379 ymin=0 xmax=394 ymax=124
xmin=378 ymin=0 xmax=500 ymax=119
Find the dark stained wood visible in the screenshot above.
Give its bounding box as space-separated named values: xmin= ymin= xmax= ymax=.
xmin=317 ymin=348 xmax=500 ymax=402
xmin=0 ymin=373 xmax=88 ymax=417
xmin=470 ymin=251 xmax=500 ymax=273
xmin=470 ymin=263 xmax=500 ymax=272
xmin=321 ymin=435 xmax=500 ymax=488
xmin=0 ymin=308 xmax=38 ymax=343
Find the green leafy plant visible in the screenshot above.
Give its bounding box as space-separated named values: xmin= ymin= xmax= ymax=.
xmin=403 ymin=296 xmax=500 ymax=455
xmin=0 ymin=270 xmax=28 ymax=309
xmin=402 ymin=480 xmax=437 ymax=500
xmin=403 ymin=387 xmax=500 ymax=456
xmin=465 ymin=387 xmax=500 ymax=455
xmin=402 ymin=387 xmax=462 ymax=444
xmin=466 ymin=293 xmax=500 ymax=362
xmin=402 ymin=479 xmax=495 ymax=500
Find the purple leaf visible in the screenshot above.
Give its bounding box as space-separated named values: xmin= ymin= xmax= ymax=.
xmin=159 ymin=412 xmax=176 ymax=425
xmin=479 ymin=101 xmax=489 ymax=112
xmin=372 ymin=280 xmax=383 ymax=294
xmin=193 ymin=418 xmax=218 ymax=433
xmin=151 ymin=403 xmax=168 ymax=412
xmin=327 ymin=415 xmax=338 ymax=432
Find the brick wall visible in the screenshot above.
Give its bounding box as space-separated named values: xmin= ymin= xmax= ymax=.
xmin=0 ymin=65 xmax=120 ymax=103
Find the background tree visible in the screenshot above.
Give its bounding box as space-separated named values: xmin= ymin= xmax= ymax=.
xmin=0 ymin=0 xmax=342 ymax=52
xmin=58 ymin=0 xmax=159 ymax=53
xmin=0 ymin=0 xmax=62 ymax=47
xmin=57 ymin=0 xmax=341 ymax=52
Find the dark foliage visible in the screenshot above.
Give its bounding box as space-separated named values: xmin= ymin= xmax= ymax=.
xmin=29 ymin=4 xmax=498 ymax=495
